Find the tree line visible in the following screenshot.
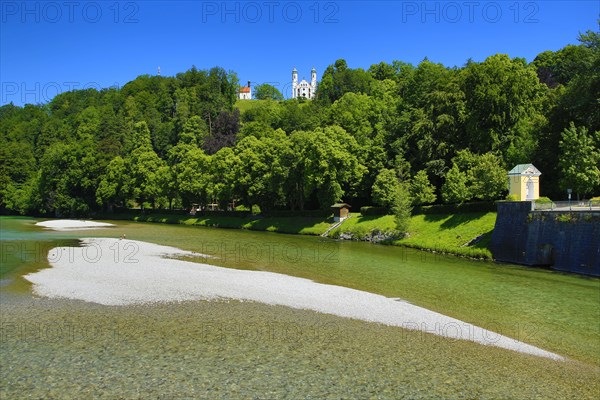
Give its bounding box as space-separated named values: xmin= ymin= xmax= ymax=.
xmin=1 ymin=29 xmax=599 ymax=218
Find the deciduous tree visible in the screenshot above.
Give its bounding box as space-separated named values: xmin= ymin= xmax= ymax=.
xmin=372 ymin=169 xmax=399 ymax=208
xmin=410 ymin=170 xmax=437 ymax=205
xmin=254 ymin=84 xmax=284 ymax=100
xmin=558 ymin=123 xmax=600 ymax=199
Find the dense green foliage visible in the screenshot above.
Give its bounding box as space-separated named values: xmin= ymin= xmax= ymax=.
xmin=371 ymin=168 xmax=399 ymax=208
xmin=558 ymin=123 xmax=600 ymax=199
xmin=253 ymin=84 xmax=284 ymax=101
xmin=409 ymin=170 xmax=436 ymax=205
xmin=1 ymin=29 xmax=599 ymax=216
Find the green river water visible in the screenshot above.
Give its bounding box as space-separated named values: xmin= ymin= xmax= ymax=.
xmin=1 ymin=216 xmax=599 ymax=399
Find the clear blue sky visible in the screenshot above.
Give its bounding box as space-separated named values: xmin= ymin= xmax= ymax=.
xmin=1 ymin=0 xmax=598 ymax=105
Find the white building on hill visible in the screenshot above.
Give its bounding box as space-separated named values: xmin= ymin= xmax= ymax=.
xmin=238 ymin=81 xmax=251 ymax=100
xmin=292 ymin=67 xmax=317 ymax=99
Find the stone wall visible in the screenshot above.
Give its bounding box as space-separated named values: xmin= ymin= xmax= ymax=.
xmin=491 ymin=201 xmax=600 ymax=276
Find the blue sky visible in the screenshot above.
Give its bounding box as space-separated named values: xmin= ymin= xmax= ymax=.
xmin=1 ymin=1 xmax=598 ymax=105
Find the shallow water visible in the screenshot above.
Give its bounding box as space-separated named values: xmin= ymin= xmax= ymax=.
xmin=2 ymin=294 xmax=599 ymax=399
xmin=1 ymin=216 xmax=599 ymax=398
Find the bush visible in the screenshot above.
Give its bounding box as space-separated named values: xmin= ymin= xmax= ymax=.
xmin=261 ymin=209 xmax=332 ymax=218
xmin=505 ymin=194 xmax=519 ymax=201
xmin=536 ymin=196 xmax=552 ymax=203
xmin=413 ymin=201 xmax=496 ymax=215
xmin=143 ymin=209 xmax=189 ymax=215
xmin=191 ymin=210 xmax=252 ymax=217
xmin=360 ymin=206 xmax=390 ymax=216
xmin=556 ymin=213 xmax=573 ymax=222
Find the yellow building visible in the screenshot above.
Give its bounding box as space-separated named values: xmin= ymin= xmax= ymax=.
xmin=508 ymin=164 xmax=541 ymax=201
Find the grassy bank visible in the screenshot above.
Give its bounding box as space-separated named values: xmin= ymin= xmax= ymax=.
xmin=330 ymin=212 xmax=496 ymax=259
xmin=397 ymin=212 xmax=495 ymax=259
xmin=98 ymin=210 xmax=497 ymax=259
xmin=101 ymin=212 xmax=332 ymax=236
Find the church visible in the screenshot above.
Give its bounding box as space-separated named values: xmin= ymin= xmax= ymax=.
xmin=292 ymin=67 xmax=317 ymax=100
xmin=238 ymin=81 xmax=251 ymax=100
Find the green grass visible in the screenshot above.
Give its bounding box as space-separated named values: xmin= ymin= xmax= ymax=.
xmin=234 ymin=99 xmax=268 ymax=113
xmin=329 ymin=212 xmax=496 ymax=259
xmin=397 ymin=212 xmax=496 ymax=259
xmin=330 ymin=213 xmax=397 ymax=238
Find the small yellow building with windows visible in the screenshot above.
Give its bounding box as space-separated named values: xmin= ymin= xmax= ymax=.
xmin=508 ymin=164 xmax=541 ymax=201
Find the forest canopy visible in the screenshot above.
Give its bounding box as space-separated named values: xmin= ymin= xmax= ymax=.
xmin=1 ymin=29 xmax=599 ymax=216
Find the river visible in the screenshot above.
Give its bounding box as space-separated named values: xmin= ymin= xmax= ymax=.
xmin=1 ymin=216 xmax=598 ymax=398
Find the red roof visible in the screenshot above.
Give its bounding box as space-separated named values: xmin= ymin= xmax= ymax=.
xmin=239 ymin=87 xmax=251 ymax=93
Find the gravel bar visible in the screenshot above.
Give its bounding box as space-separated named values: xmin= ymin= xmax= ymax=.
xmin=24 ymin=237 xmax=564 ymax=360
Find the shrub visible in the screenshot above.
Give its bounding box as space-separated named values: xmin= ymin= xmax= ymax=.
xmin=556 ymin=213 xmax=573 ymax=222
xmin=505 ymin=194 xmax=519 ymax=201
xmin=413 ymin=201 xmax=496 ymax=215
xmin=261 ymin=209 xmax=332 ymax=218
xmin=194 ymin=210 xmax=252 ymax=217
xmin=536 ymin=196 xmax=552 ymax=203
xmin=360 ymin=206 xmax=390 ymax=216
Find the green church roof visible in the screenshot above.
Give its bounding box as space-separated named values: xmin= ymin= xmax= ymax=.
xmin=508 ymin=164 xmax=541 ymax=176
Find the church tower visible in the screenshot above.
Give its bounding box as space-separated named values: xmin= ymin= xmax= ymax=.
xmin=292 ymin=68 xmax=298 ymax=99
xmin=292 ymin=67 xmax=316 ymax=100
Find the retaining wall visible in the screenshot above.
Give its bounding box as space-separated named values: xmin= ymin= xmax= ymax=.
xmin=491 ymin=201 xmax=600 ymax=276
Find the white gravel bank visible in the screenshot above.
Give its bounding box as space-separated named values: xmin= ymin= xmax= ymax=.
xmin=36 ymin=220 xmax=115 ymax=230
xmin=24 ymin=238 xmax=563 ymax=360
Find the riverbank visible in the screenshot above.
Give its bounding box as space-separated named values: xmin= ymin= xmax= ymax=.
xmin=97 ymin=211 xmax=331 ymax=235
xmin=96 ymin=210 xmax=496 ymax=259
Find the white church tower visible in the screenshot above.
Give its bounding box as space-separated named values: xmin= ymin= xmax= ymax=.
xmin=292 ymin=67 xmax=317 ymax=100
xmin=292 ymin=68 xmax=298 ymax=97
